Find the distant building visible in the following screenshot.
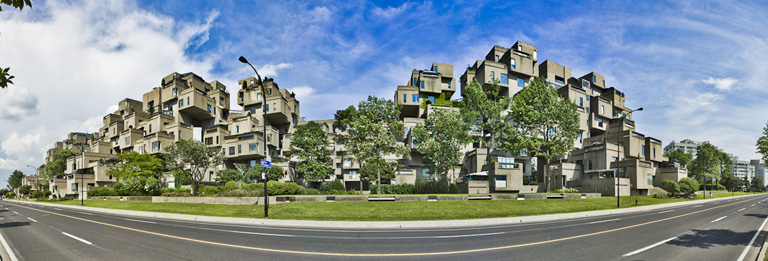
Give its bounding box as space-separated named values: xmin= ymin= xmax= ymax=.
xmin=663 ymin=139 xmax=704 ymax=156
xmin=751 ymin=159 xmax=766 ymax=184
xmin=732 ymin=156 xmax=755 ymax=181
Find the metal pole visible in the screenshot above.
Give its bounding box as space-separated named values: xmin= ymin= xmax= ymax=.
xmin=240 ymin=56 xmax=268 ymax=218
xmin=617 ymin=116 xmax=621 ymax=208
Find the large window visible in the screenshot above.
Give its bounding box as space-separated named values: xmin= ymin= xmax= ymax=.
xmin=257 ymin=93 xmax=262 ymax=101
xmin=207 ymin=104 xmax=211 ymax=112
xmin=647 ymin=174 xmax=653 ymax=186
xmin=151 ymin=141 xmax=160 ymax=152
xmin=579 ymin=97 xmax=583 ymax=107
xmin=642 ymin=145 xmax=646 ymax=155
xmin=491 ymin=71 xmax=495 ymax=80
xmin=518 ymin=78 xmax=525 ymax=87
xmin=178 ymin=99 xmax=183 ymax=107
xmin=500 ymin=74 xmax=509 ymax=84
xmin=412 ymin=94 xmax=418 ymax=103
xmin=510 ymin=58 xmax=516 ymax=69
xmin=249 ymin=143 xmax=258 ymax=152
xmin=229 ymin=147 xmax=235 ymax=155
xmin=420 ymin=81 xmax=425 ymax=89
xmin=403 ymin=94 xmax=406 ymax=103
xmin=349 ymin=170 xmax=357 ymax=179
xmin=583 ymin=80 xmax=590 ymax=89
xmin=495 ymin=175 xmax=507 ymax=187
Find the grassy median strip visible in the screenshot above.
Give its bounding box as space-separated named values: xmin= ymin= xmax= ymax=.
xmin=26 ymin=192 xmax=754 ymax=221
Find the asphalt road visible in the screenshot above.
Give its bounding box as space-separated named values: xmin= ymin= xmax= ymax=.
xmin=1 ymin=194 xmax=767 ymax=260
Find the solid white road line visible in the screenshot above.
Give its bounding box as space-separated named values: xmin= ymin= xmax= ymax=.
xmin=657 ymin=210 xmax=674 ymax=214
xmin=0 ymin=231 xmax=19 ymax=261
xmin=711 ymin=216 xmax=727 ymax=223
xmin=738 ymin=208 xmax=746 ymax=212
xmin=27 ymin=217 xmax=37 ymax=223
xmin=588 ymin=218 xmax=620 ymax=224
xmin=622 ymin=237 xmax=678 ymax=257
xmin=737 ymin=215 xmax=768 ymax=261
xmin=61 ymin=232 xmax=92 ymax=246
xmin=125 ymin=218 xmax=156 ymax=224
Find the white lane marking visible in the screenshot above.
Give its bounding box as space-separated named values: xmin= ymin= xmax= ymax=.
xmin=711 ymin=216 xmax=727 ymax=223
xmin=622 ymin=237 xmax=678 ymax=257
xmin=228 ymin=230 xmax=296 ymax=237
xmin=738 ymin=208 xmax=746 ymax=212
xmin=433 ymin=231 xmax=506 ymax=239
xmin=54 ymin=208 xmax=62 ymax=211
xmin=657 ymin=210 xmax=674 ymax=214
xmin=588 ymin=218 xmax=620 ymax=224
xmin=751 ymin=204 xmax=756 ymax=207
xmin=62 ymin=232 xmax=93 ymax=246
xmin=12 ymin=211 xmax=18 ymax=214
xmin=692 ymin=205 xmax=703 ymax=208
xmin=27 ymin=217 xmax=38 ymax=223
xmin=0 ymin=230 xmax=19 ymax=261
xmin=737 ymin=215 xmax=768 ymax=261
xmin=78 ymin=212 xmax=93 ymax=216
xmin=125 ymin=218 xmax=156 ymax=224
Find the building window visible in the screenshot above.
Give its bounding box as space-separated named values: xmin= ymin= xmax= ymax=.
xmin=588 ymin=160 xmax=593 ymax=170
xmin=647 ymin=174 xmax=653 ymax=186
xmin=336 ymin=163 xmax=342 ymax=168
xmin=612 ymin=156 xmax=618 ymax=162
xmin=72 ymin=182 xmax=78 ymax=192
xmin=491 ymin=71 xmax=495 ymax=80
xmin=579 ymin=132 xmax=582 ymax=143
xmin=603 ymin=80 xmax=606 ymax=87
xmin=207 ymin=104 xmax=211 ymax=112
xmin=172 ymin=88 xmax=177 ymax=97
xmin=216 ymin=136 xmax=219 ymax=144
xmin=220 ymin=97 xmax=226 ymax=106
xmin=421 ymin=169 xmax=430 ymax=179
xmin=229 ymin=147 xmax=235 ymax=155
xmin=350 ymin=170 xmax=357 ymax=179
xmin=494 ymin=55 xmax=499 ymax=62
xmin=179 ymin=99 xmax=183 ymax=107
xmin=501 ymin=74 xmax=509 ymax=84
xmin=249 ymin=143 xmax=258 ymax=152
xmin=592 ymin=75 xmax=596 ymax=83
xmin=583 ymin=80 xmax=590 ymax=89
xmin=433 ymin=65 xmax=438 ymax=71
xmin=510 ymin=58 xmax=516 ymax=69
xmin=412 ymin=94 xmax=418 ymax=103
xmin=533 ymin=50 xmax=537 ymax=60
xmin=448 ymin=81 xmax=451 ymax=88
xmin=428 ymin=96 xmax=435 ymax=104
xmin=273 ymin=103 xmax=276 ymax=111
xmin=236 ymin=125 xmax=239 ymax=133
xmin=598 ymin=118 xmax=603 ymax=127
xmin=518 ymin=78 xmax=525 ymax=87
xmin=600 ymin=105 xmax=605 ymax=115
xmin=151 ymin=141 xmax=160 ymax=152
xmin=420 ymin=81 xmax=425 ymax=89
xmin=403 ymin=94 xmax=406 ymax=103
xmin=125 ymin=137 xmax=130 ymax=145
xmin=653 ymin=148 xmax=656 ymax=157
xmin=642 ymin=145 xmax=646 ymax=155
xmin=257 ymin=93 xmax=262 ymax=101
xmin=178 ymin=131 xmax=181 ymax=139
xmin=413 ymin=77 xmax=417 ymax=86
xmin=579 ymin=97 xmax=583 ymax=107
xmin=187 ymin=97 xmax=190 ymax=105
xmin=238 ymin=145 xmax=242 ymax=154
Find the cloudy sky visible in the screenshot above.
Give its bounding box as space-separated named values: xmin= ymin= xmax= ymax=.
xmin=1 ymin=0 xmax=767 ymax=187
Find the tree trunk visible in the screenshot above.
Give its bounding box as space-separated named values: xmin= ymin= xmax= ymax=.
xmin=192 ymin=179 xmax=199 ymax=196
xmin=376 ymin=158 xmax=381 ymax=194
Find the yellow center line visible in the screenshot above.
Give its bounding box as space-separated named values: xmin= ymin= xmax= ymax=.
xmin=8 ymin=197 xmax=762 ymax=257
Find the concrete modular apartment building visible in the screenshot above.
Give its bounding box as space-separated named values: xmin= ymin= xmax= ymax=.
xmin=36 ymin=40 xmax=688 ymax=198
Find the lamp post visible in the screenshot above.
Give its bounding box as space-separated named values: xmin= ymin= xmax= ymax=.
xmin=617 ymin=107 xmax=643 ymax=208
xmin=239 ymin=56 xmax=269 ymax=218
xmin=71 ymin=142 xmax=85 ymax=206
xmin=26 ymin=165 xmax=38 ymax=190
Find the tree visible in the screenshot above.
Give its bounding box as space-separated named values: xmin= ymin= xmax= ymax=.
xmin=461 ymin=79 xmax=511 ymax=161
xmin=689 ymin=142 xmax=729 ymax=185
xmin=678 ymin=178 xmax=699 ymax=198
xmin=664 ymin=148 xmax=693 ymax=169
xmin=8 ymin=170 xmax=24 ymax=189
xmin=249 ymin=165 xmax=284 ymax=182
xmin=412 ymin=108 xmax=472 ymax=182
xmin=107 ymin=152 xmax=162 ymax=180
xmin=334 ymin=96 xmax=409 ymax=194
xmin=215 ymin=169 xmax=244 ymax=185
xmin=164 ymin=139 xmax=223 ymax=196
xmin=660 ymin=179 xmax=680 ymax=197
xmin=44 ymin=149 xmax=77 ymax=179
xmin=18 ymin=185 xmax=31 ymax=195
xmin=360 ymin=158 xmax=396 ymax=184
xmin=500 ymin=77 xmax=579 ymax=192
xmin=757 ymin=121 xmax=768 ymax=162
xmin=751 ymin=176 xmax=764 ymax=192
xmin=0 ymin=0 xmax=33 ymax=88
xmin=289 ymin=121 xmax=334 ymax=183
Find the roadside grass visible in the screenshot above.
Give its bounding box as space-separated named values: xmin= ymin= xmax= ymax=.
xmin=29 ymin=192 xmax=764 ymax=221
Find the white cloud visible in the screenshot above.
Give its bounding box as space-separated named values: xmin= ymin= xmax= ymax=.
xmin=372 ymin=3 xmax=413 ymax=19
xmin=0 ymin=86 xmax=39 ymax=121
xmin=287 ymin=86 xmax=315 ymax=100
xmin=105 ymin=105 xmax=119 ymax=115
xmin=702 ymin=77 xmax=738 ymax=92
xmin=0 ymin=126 xmax=48 ymax=169
xmin=257 ymin=63 xmax=293 ymax=77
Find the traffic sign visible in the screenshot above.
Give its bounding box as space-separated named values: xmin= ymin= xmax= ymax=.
xmin=261 ymin=160 xmax=271 ymax=168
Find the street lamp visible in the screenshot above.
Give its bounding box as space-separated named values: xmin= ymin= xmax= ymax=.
xmin=71 ymin=143 xmax=86 ymax=206
xmin=239 ymin=56 xmax=269 ymax=218
xmin=26 ymin=165 xmax=38 ymax=190
xmin=617 ymin=107 xmax=643 ymax=208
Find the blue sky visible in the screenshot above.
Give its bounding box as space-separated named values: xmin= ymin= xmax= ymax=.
xmin=1 ymin=0 xmax=767 ymax=187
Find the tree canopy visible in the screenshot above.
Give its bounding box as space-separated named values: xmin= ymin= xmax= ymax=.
xmin=289 ymin=121 xmax=334 ymax=183
xmin=757 ymin=121 xmax=768 ymax=162
xmin=500 ymin=77 xmax=579 ymax=191
xmin=360 ymin=158 xmax=396 ymax=183
xmin=664 ymin=148 xmax=693 ymax=169
xmin=413 ymin=107 xmax=473 ymax=182
xmin=8 ymin=170 xmax=24 ymax=189
xmin=164 ymin=139 xmax=223 ymax=196
xmin=689 ymin=142 xmax=732 ymax=183
xmin=43 ymin=149 xmax=77 ymax=179
xmin=460 ymin=79 xmax=510 ymax=159
xmin=107 ymin=151 xmax=162 ymax=180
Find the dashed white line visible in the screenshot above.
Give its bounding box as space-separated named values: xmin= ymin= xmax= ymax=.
xmin=738 ymin=208 xmax=746 ymax=212
xmin=657 ymin=210 xmax=674 ymax=214
xmin=588 ymin=218 xmax=620 ymax=224
xmin=12 ymin=211 xmax=18 ymax=214
xmin=0 ymin=230 xmax=19 ymax=261
xmin=711 ymin=216 xmax=727 ymax=223
xmin=692 ymin=205 xmax=703 ymax=208
xmin=751 ymin=204 xmax=755 ymax=207
xmin=61 ymin=232 xmax=93 ymax=245
xmin=54 ymin=208 xmax=62 ymax=211
xmin=78 ymin=212 xmax=93 ymax=216
xmin=738 ymin=215 xmax=768 ymax=261
xmin=26 ymin=217 xmax=37 ymax=223
xmin=125 ymin=218 xmax=156 ymax=224
xmin=622 ymin=237 xmax=678 ymax=257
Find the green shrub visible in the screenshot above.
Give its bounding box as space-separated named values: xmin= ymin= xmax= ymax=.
xmin=414 ymin=179 xmax=450 ymax=194
xmin=88 ymin=187 xmax=119 ymax=197
xmin=551 ymin=188 xmax=580 ymax=193
xmin=448 ymin=183 xmax=459 ymax=194
xmin=243 ymin=183 xmax=260 ymax=191
xmin=679 ymin=178 xmax=699 ymax=197
xmin=320 ymin=179 xmax=345 ymax=192
xmin=276 ymin=182 xmax=302 ymax=195
xmin=161 ymin=192 xmax=192 ymax=197
xmin=371 ymin=184 xmax=416 ymax=194
xmin=303 ymin=188 xmax=321 ymax=195
xmin=224 ymin=181 xmax=238 ymax=191
xmin=5 ymin=192 xmax=16 ymax=198
xmin=660 ymin=179 xmax=680 ymax=196
xmin=31 ymin=189 xmax=52 ymax=199
xmin=199 ymin=185 xmax=223 ymax=195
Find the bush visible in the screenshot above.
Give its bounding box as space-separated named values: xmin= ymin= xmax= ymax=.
xmin=224 ymin=181 xmax=238 ymax=191
xmin=5 ymin=192 xmax=16 ymax=198
xmin=88 ymin=187 xmax=119 ymax=197
xmin=31 ymin=189 xmax=52 ymax=199
xmin=217 ymin=190 xmax=262 ymax=197
xmin=552 ymin=188 xmax=580 ymax=193
xmin=701 ymin=184 xmax=726 ymax=191
xmin=414 ymin=179 xmax=450 ymax=194
xmin=320 ymin=179 xmax=345 ymax=192
xmin=275 ymin=182 xmax=302 ymax=196
xmin=161 ymin=192 xmax=192 ymax=197
xmin=660 ymin=179 xmax=680 ymax=196
xmin=199 ymin=185 xmax=223 ymax=195
xmin=371 ymin=184 xmax=415 ymax=194
xmin=243 ymin=183 xmax=260 ymax=191
xmin=159 ymin=188 xmax=191 ymax=194
xmin=303 ymin=188 xmax=321 ymax=195
xmin=448 ymin=183 xmax=459 ymax=194
xmin=679 ymin=178 xmax=699 ymax=198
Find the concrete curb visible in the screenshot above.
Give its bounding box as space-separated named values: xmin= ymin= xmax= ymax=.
xmin=9 ymin=194 xmax=761 ymax=229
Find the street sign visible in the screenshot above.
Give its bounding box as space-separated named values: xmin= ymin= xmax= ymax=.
xmin=261 ymin=160 xmax=271 ymax=168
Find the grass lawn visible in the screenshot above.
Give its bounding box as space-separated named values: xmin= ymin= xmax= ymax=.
xmin=27 ymin=192 xmax=764 ymax=221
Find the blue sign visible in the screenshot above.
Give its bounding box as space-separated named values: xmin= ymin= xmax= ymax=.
xmin=261 ymin=160 xmax=271 ymax=168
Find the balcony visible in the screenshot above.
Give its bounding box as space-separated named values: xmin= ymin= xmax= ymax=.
xmin=222 ymin=134 xmax=265 ymax=161
xmin=177 ymin=87 xmax=215 ymax=120
xmin=264 ymin=97 xmax=292 ymax=125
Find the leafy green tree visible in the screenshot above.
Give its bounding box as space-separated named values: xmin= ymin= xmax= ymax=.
xmin=107 ymin=152 xmax=162 ymax=180
xmin=0 ymin=188 xmax=9 ymax=196
xmin=44 ymin=149 xmax=77 ymax=179
xmin=249 ymin=165 xmax=284 ymax=182
xmin=18 ymin=185 xmax=31 ymax=195
xmin=413 ymin=108 xmax=472 ymax=182
xmin=757 ymin=121 xmax=768 ymax=162
xmin=289 ymin=121 xmax=334 ymax=183
xmin=334 ymin=96 xmax=409 ymax=194
xmin=678 ymin=178 xmax=699 ymax=197
xmin=500 ymin=77 xmax=579 ymax=192
xmin=8 ymin=170 xmax=24 ymax=189
xmin=751 ymin=176 xmax=764 ymax=192
xmin=215 ymin=169 xmax=243 ymax=185
xmin=689 ymin=142 xmax=730 ymax=185
xmin=164 ymin=139 xmax=223 ymax=196
xmin=0 ymin=0 xmax=32 ymax=88
xmin=664 ymin=148 xmax=693 ymax=169
xmin=360 ymin=158 xmax=396 ymax=184
xmin=660 ymin=179 xmax=680 ymax=196
xmin=172 ymin=170 xmax=191 ymax=186
xmin=460 ymin=79 xmax=510 ymax=160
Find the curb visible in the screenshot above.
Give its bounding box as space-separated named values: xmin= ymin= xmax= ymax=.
xmin=7 ymin=194 xmax=763 ymax=229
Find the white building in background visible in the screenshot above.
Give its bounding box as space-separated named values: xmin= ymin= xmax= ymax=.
xmin=663 ymin=139 xmax=704 ymax=156
xmin=732 ymin=156 xmax=755 ymax=181
xmin=750 ymin=159 xmax=766 ymax=184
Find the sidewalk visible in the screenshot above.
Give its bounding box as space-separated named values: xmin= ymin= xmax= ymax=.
xmin=9 ymin=194 xmax=762 ymax=229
